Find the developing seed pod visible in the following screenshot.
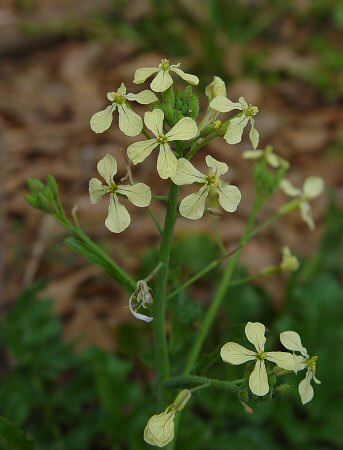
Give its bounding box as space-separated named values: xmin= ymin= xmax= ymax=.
xmin=189 ymin=95 xmax=200 ymax=119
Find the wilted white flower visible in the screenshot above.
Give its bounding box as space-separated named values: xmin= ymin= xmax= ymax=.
xmin=129 ymin=280 xmax=154 ymax=323
xmin=89 ymin=154 xmax=151 ymax=233
xmin=134 ymin=59 xmax=199 ymax=93
xmin=221 ymin=322 xmax=297 ymax=396
xmin=279 ymin=177 xmax=324 ymax=230
xmin=210 ymin=95 xmax=259 ymax=149
xmin=280 ymin=331 xmax=321 ymax=404
xmin=90 ymin=83 xmax=157 ymax=136
xmin=127 ymin=109 xmax=198 ymax=179
xmin=171 ymin=155 xmax=241 ymax=220
xmin=243 ymin=145 xmax=289 ymax=169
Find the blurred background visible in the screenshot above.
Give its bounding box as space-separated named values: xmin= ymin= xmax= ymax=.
xmin=1 ymin=1 xmax=343 ymax=449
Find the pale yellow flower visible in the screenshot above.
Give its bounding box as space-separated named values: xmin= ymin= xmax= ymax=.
xmin=205 ymin=76 xmax=227 ymax=101
xmin=89 ymin=154 xmax=151 ymax=233
xmin=280 ymin=246 xmax=299 ymax=272
xmin=210 ymin=96 xmax=259 ymax=149
xmin=243 ymin=145 xmax=289 ymax=169
xmin=221 ymin=322 xmax=297 ymax=396
xmin=280 ymin=331 xmax=321 ymax=405
xmin=134 ymin=59 xmax=199 ymax=93
xmin=279 ymin=176 xmax=324 ymax=230
xmin=127 ymin=109 xmax=198 ymax=179
xmin=171 ymin=155 xmax=241 ymax=220
xmin=90 ymin=83 xmax=157 ymax=136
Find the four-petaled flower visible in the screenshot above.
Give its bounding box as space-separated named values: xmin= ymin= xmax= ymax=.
xmin=210 ymin=96 xmax=259 ymax=149
xmin=89 ymin=154 xmax=151 ymax=233
xmin=243 ymin=145 xmax=289 ymax=169
xmin=280 ymin=331 xmax=321 ymax=404
xmin=171 ymin=155 xmax=241 ymax=220
xmin=134 ymin=59 xmax=199 ymax=93
xmin=127 ymin=109 xmax=198 ymax=179
xmin=221 ymin=322 xmax=297 ymax=396
xmin=279 ymin=176 xmax=324 ymax=230
xmin=90 ymin=83 xmax=157 ymax=136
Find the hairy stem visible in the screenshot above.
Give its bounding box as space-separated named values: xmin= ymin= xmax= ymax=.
xmin=164 ymin=375 xmax=243 ymax=392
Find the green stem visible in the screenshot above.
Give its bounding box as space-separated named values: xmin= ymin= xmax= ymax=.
xmin=183 ymin=202 xmax=261 ymax=375
xmin=164 ymin=375 xmax=242 ymax=392
xmin=148 ymin=205 xmax=163 ymax=234
xmin=153 ymin=182 xmax=180 ymax=407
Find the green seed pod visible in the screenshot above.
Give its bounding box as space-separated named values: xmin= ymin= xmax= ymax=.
xmin=175 ymin=89 xmax=183 ymax=110
xmin=183 ymin=85 xmax=193 ymax=101
xmin=189 ymin=95 xmax=200 ymax=119
xmin=268 ymin=373 xmax=277 ymax=387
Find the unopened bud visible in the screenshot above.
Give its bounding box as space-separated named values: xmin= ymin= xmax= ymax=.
xmin=206 ymin=207 xmax=223 ymax=216
xmin=173 ymin=389 xmax=191 ymax=413
xmin=241 ymin=402 xmax=253 ymax=415
xmin=213 ymin=120 xmax=222 ymax=130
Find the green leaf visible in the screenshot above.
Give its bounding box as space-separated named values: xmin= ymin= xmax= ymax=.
xmin=0 ymin=417 xmax=36 ymax=450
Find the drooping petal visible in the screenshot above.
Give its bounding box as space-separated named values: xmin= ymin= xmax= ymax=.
xmin=220 ymin=342 xmax=256 ymax=365
xmin=239 ymin=97 xmax=249 ymax=108
xmin=266 ymin=152 xmax=280 ymax=168
xmin=129 ymin=294 xmax=153 ymax=323
xmin=89 ymin=178 xmax=105 ymax=204
xmin=299 ymin=370 xmax=314 ymax=404
xmin=249 ymin=121 xmax=260 ymax=150
xmin=217 ymin=184 xmax=241 ymax=213
xmin=150 ymin=69 xmax=173 ymax=92
xmin=265 ymin=351 xmax=299 ymax=371
xmin=171 ymin=158 xmax=205 ymax=186
xmin=280 ymin=331 xmax=308 ymax=358
xmin=143 ymin=411 xmax=175 ymax=447
xmin=205 ymin=155 xmax=228 ymax=176
xmin=117 ymin=183 xmax=152 ymax=207
xmin=249 ymin=360 xmax=269 ymax=396
xmin=205 ymin=76 xmax=227 ymax=101
xmin=300 ymin=200 xmax=314 ymax=230
xmin=157 ymin=143 xmax=178 ymax=179
xmin=133 ymin=67 xmax=160 ymax=84
xmin=144 ymin=109 xmax=164 ymax=136
xmin=166 ymin=117 xmax=198 ymax=141
xmin=90 ymin=105 xmax=116 ymax=133
xmin=245 ymin=322 xmax=266 ymax=353
xmin=313 ymin=373 xmax=321 ymax=385
xmin=105 ymin=197 xmax=131 ymax=233
xmin=118 ymin=104 xmax=143 ymax=137
xmin=224 ymin=116 xmax=249 ymax=145
xmin=243 ymin=150 xmax=263 ymax=160
xmin=279 ymin=179 xmax=302 ymax=197
xmin=97 ymin=153 xmax=117 ymax=184
xmin=179 ymin=186 xmax=208 ymax=220
xmin=170 ymin=66 xmax=199 ymax=85
xmin=210 ymin=96 xmax=242 ymax=113
xmin=303 ymin=176 xmax=324 ymax=199
xmin=127 ymin=139 xmax=158 ymax=165
xmin=126 ymin=90 xmax=158 ymax=104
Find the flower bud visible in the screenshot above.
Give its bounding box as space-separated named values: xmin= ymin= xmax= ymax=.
xmin=280 ymin=246 xmax=299 ymax=272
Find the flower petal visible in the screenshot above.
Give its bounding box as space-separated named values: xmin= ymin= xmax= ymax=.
xmin=170 ymin=66 xmax=199 ymax=85
xmin=90 ymin=105 xmax=116 ymax=133
xmin=133 ymin=67 xmax=159 ymax=84
xmin=303 ymin=176 xmax=324 ymax=199
xmin=300 ymin=201 xmax=314 ymax=230
xmin=89 ymin=178 xmax=105 ymax=204
xmin=117 ymin=183 xmax=151 ymax=207
xmin=245 ymin=322 xmax=266 ymax=353
xmin=171 ymin=158 xmax=205 ymax=185
xmin=150 ymin=69 xmax=173 ymax=92
xmin=249 ymin=121 xmax=259 ymax=150
xmin=280 ymin=331 xmax=308 ymax=358
xmin=224 ymin=116 xmax=249 ymax=145
xmin=105 ymin=197 xmax=131 ymax=233
xmin=127 ymin=139 xmax=158 ymax=165
xmin=97 ymin=153 xmax=117 ymax=184
xmin=117 ymin=83 xmax=127 ymax=95
xmin=243 ymin=150 xmax=263 ymax=160
xmin=144 ymin=109 xmax=164 ymax=136
xmin=217 ymin=183 xmax=241 ymax=213
xmin=157 ymin=143 xmax=178 ymax=179
xmin=179 ymin=186 xmax=208 ymax=220
xmin=205 ymin=155 xmax=228 ymax=176
xmin=126 ymin=90 xmax=158 ymax=104
xmin=166 ymin=117 xmax=198 ymax=141
xmin=144 ymin=412 xmax=175 ymax=447
xmin=205 ymin=76 xmax=227 ymax=101
xmin=265 ymin=351 xmax=299 ymax=371
xmin=299 ymin=370 xmax=314 ymax=404
xmin=279 ymin=179 xmax=301 ymax=197
xmin=220 ymin=342 xmax=256 ymax=365
xmin=266 ymin=152 xmax=280 ymax=168
xmin=118 ymin=104 xmax=143 ymax=136
xmin=249 ymin=360 xmax=269 ymax=396
xmin=210 ymin=96 xmax=242 ymax=112
xmin=129 ymin=294 xmax=153 ymax=323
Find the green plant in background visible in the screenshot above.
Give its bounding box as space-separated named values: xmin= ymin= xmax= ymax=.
xmin=18 ymin=57 xmax=332 ymax=449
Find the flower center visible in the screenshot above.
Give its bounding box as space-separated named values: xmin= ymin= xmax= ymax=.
xmin=256 ymin=352 xmax=266 ymax=360
xmin=157 ymin=134 xmax=168 ymax=144
xmin=160 ymin=58 xmax=170 ymax=71
xmin=112 ymin=93 xmax=126 ymax=105
xmin=244 ymin=105 xmax=258 ymax=117
xmin=306 ymin=355 xmax=318 ymax=369
xmin=107 ymin=181 xmax=118 ymax=194
xmin=205 ymin=175 xmax=218 ymax=187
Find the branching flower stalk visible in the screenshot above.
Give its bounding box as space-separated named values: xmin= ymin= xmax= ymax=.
xmin=25 ymin=59 xmax=325 ymax=449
